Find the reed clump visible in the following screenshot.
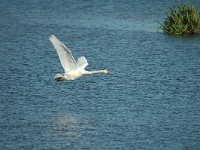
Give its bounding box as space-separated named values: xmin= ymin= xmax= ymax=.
xmin=161 ymin=3 xmax=200 ymax=35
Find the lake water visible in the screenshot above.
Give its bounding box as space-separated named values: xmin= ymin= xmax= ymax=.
xmin=1 ymin=0 xmax=200 ymax=149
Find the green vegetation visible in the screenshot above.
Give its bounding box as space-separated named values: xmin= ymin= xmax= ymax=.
xmin=161 ymin=3 xmax=200 ymax=35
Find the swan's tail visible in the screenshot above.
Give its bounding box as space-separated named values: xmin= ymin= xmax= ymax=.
xmin=54 ymin=73 xmax=65 ymax=81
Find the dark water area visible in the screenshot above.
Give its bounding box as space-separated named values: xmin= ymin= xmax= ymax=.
xmin=0 ymin=0 xmax=200 ymax=149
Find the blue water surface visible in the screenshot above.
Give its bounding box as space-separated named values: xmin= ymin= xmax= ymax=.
xmin=0 ymin=0 xmax=200 ymax=149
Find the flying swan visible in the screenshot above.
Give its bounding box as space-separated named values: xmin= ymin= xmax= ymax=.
xmin=49 ymin=35 xmax=110 ymax=81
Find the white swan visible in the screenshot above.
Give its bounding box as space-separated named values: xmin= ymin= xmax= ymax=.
xmin=49 ymin=35 xmax=110 ymax=81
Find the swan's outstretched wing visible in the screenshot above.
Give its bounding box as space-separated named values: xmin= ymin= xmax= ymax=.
xmin=49 ymin=35 xmax=78 ymax=73
xmin=77 ymin=56 xmax=88 ymax=69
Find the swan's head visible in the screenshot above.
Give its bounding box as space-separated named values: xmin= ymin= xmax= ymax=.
xmin=105 ymin=70 xmax=111 ymax=74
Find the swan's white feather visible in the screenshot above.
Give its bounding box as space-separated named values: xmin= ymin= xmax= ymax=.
xmin=77 ymin=56 xmax=88 ymax=69
xmin=49 ymin=35 xmax=110 ymax=81
xmin=49 ymin=35 xmax=78 ymax=73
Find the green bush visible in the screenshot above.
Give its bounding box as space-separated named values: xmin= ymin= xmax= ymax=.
xmin=161 ymin=3 xmax=200 ymax=35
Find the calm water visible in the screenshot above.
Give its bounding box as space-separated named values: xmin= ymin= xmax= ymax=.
xmin=1 ymin=0 xmax=200 ymax=149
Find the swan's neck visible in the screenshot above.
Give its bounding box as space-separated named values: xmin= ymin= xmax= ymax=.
xmin=84 ymin=70 xmax=109 ymax=75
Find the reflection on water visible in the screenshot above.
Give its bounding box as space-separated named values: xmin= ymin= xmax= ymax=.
xmin=53 ymin=113 xmax=97 ymax=147
xmin=56 ymin=114 xmax=81 ymax=139
xmin=1 ymin=0 xmax=200 ymax=149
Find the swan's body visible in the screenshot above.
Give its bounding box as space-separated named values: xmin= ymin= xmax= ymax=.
xmin=49 ymin=35 xmax=110 ymax=81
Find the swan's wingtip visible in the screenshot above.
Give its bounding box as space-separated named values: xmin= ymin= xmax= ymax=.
xmin=49 ymin=35 xmax=56 ymax=40
xmin=49 ymin=35 xmax=61 ymax=43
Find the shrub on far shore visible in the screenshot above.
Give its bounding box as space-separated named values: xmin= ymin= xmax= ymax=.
xmin=161 ymin=3 xmax=200 ymax=35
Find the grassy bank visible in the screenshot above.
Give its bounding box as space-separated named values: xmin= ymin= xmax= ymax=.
xmin=161 ymin=3 xmax=200 ymax=35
